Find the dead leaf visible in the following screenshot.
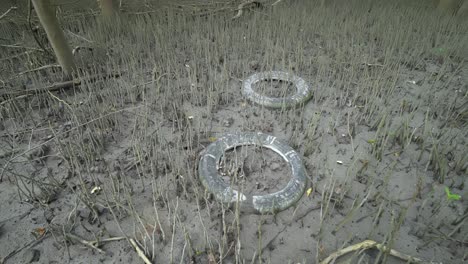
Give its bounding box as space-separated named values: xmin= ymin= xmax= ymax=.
xmin=32 ymin=227 xmax=46 ymax=239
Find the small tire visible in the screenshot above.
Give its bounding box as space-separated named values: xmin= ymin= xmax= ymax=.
xmin=198 ymin=132 xmax=308 ymax=214
xmin=242 ymin=71 xmax=312 ymax=108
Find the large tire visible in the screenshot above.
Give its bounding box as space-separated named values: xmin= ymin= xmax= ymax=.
xmin=242 ymin=71 xmax=312 ymax=109
xmin=198 ymin=132 xmax=308 ymax=214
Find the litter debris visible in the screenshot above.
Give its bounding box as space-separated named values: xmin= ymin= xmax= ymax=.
xmin=91 ymin=186 xmax=102 ymax=194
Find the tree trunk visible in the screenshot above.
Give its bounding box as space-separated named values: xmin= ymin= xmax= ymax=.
xmin=31 ymin=0 xmax=76 ymax=77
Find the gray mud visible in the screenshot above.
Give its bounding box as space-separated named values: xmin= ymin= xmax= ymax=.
xmin=0 ymin=0 xmax=467 ymax=263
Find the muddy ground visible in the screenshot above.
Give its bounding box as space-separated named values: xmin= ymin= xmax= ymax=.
xmin=0 ymin=0 xmax=467 ymax=263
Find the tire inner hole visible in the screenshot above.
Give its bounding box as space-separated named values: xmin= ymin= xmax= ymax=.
xmin=253 ymin=79 xmax=296 ymax=98
xmin=218 ymin=145 xmax=291 ymax=195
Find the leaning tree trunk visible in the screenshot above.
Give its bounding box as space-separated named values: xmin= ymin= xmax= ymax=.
xmin=31 ymin=0 xmax=76 ymax=77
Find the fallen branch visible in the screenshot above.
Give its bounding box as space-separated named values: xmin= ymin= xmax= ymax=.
xmin=0 ymin=72 xmax=122 ymax=104
xmin=320 ymin=239 xmax=436 ymax=264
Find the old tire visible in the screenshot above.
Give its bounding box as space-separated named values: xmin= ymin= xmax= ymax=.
xmin=198 ymin=132 xmax=307 ymax=214
xmin=242 ymin=71 xmax=312 ymax=108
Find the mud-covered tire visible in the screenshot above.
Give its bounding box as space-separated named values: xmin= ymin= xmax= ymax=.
xmin=198 ymin=132 xmax=308 ymax=214
xmin=242 ymin=71 xmax=312 ymax=108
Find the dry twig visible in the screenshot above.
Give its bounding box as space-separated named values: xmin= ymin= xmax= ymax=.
xmin=64 ymin=233 xmax=126 ymax=254
xmin=320 ymin=239 xmax=436 ymax=264
xmin=129 ymin=238 xmax=152 ymax=264
xmin=0 ymin=6 xmax=17 ymax=20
